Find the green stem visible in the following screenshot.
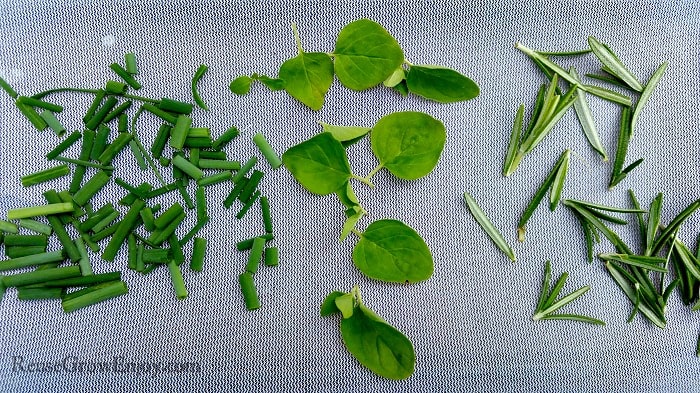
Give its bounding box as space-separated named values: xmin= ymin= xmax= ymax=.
xmin=350 ymin=174 xmax=374 ymax=188
xmin=360 ymin=163 xmax=385 ymax=186
xmin=130 ymin=107 xmax=166 ymax=186
xmin=351 ymin=285 xmax=363 ymax=306
xmin=403 ymin=59 xmax=414 ymax=67
xmin=123 ymin=93 xmax=159 ymax=104
xmin=291 ymin=22 xmax=303 ymax=54
xmin=31 ymin=87 xmax=100 ymax=99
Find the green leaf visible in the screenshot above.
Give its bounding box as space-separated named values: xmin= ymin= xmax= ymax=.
xmin=254 ymin=74 xmax=285 ymax=91
xmin=278 ymin=52 xmax=334 ymax=110
xmin=383 ymin=67 xmax=405 ymax=87
xmin=229 ymin=76 xmax=252 ymax=95
xmin=604 ymin=261 xmax=666 ymax=328
xmin=464 ymin=192 xmax=516 ymax=262
xmin=340 ymin=210 xmax=364 ymax=242
xmin=539 ymin=314 xmax=606 ymax=326
xmin=405 ymin=65 xmax=479 ymax=103
xmin=503 ymin=104 xmax=524 ymax=177
xmin=335 ymin=293 xmax=356 ymax=319
xmin=336 ymin=181 xmax=360 ymax=209
xmin=340 ymin=303 xmax=415 ymax=380
xmin=321 ymin=291 xmax=346 ymax=316
xmin=352 ymin=219 xmax=433 ymax=283
xmin=582 ymin=84 xmax=632 ymax=106
xmin=536 ymin=260 xmax=552 ymax=311
xmin=370 ymin=111 xmax=446 ymax=180
xmin=587 ymin=36 xmax=644 ymax=92
xmin=598 ymin=253 xmax=668 ymax=273
xmin=549 ymin=150 xmax=570 ymax=211
xmin=282 ymin=133 xmax=352 ymax=195
xmin=319 ymin=121 xmax=371 ymax=147
xmin=631 ymin=62 xmax=667 ymax=137
xmin=391 ymin=80 xmax=409 ymax=96
xmin=570 ymin=67 xmax=607 ymax=161
xmin=333 ymin=19 xmax=405 ymax=91
xmin=645 ymin=193 xmax=663 ymax=256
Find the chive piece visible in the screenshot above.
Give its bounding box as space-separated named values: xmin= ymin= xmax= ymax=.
xmin=91 ymin=211 xmax=120 ymax=233
xmin=85 ymin=96 xmax=118 ymax=130
xmin=170 ymin=115 xmax=192 ymax=150
xmin=39 ymin=110 xmax=66 ymax=136
xmin=17 ymin=287 xmax=63 ymax=300
xmin=90 ymin=222 xmax=120 ymax=242
xmin=236 ymin=234 xmax=274 ymax=251
xmin=127 ymin=234 xmax=137 ymax=270
xmin=211 ymin=126 xmax=240 ymax=150
xmin=149 ymin=211 xmax=186 ymax=246
xmin=570 ymin=68 xmax=607 ymax=161
xmin=5 ymin=246 xmax=46 ymax=259
xmin=110 ymin=63 xmax=141 ymax=90
xmin=180 ymin=216 xmax=209 ymax=245
xmin=18 ymin=219 xmax=52 ymax=236
xmin=239 ymin=170 xmax=264 ymax=203
xmin=16 ymin=102 xmax=48 ymax=131
xmin=43 ymin=272 xmax=121 ymax=287
xmin=8 ymin=203 xmax=74 ymax=220
xmin=154 ymin=203 xmax=185 ymax=229
xmin=252 ymin=133 xmax=283 ymax=169
xmin=120 ymin=182 xmax=153 ymax=205
xmin=224 ymin=178 xmax=248 ymax=209
xmin=17 ymin=96 xmax=63 ymax=113
xmin=0 ymin=75 xmax=18 ymax=98
xmin=549 ymin=150 xmax=570 ymax=211
xmin=176 ymin=181 xmax=195 ymax=210
xmin=189 ymin=149 xmax=201 ymax=169
xmin=142 ymin=103 xmax=177 ymax=124
xmin=199 ymin=151 xmax=227 ymax=160
xmin=195 ymin=187 xmax=207 ymax=222
xmin=197 ymin=159 xmax=240 ymax=171
xmin=74 ymin=237 xmax=93 ymax=275
xmin=246 ymin=237 xmax=266 ymax=274
xmin=190 ymin=237 xmax=206 ymax=272
xmin=159 ymin=98 xmax=193 ymax=115
xmin=147 ymin=181 xmax=179 ymax=198
xmin=140 ymin=207 xmax=156 ymax=231
xmin=167 ymin=261 xmax=188 ymax=299
xmin=183 ymin=136 xmax=212 ymax=149
xmin=69 ymin=130 xmax=95 ymax=193
xmin=464 ymin=192 xmax=516 ymax=262
xmin=79 ymin=203 xmax=116 ymax=232
xmin=192 ymin=64 xmax=209 ymax=111
xmin=172 ymin=154 xmax=203 ymax=179
xmin=125 ymin=52 xmax=138 ymax=74
xmin=20 ymin=165 xmax=70 ymax=187
xmin=135 ymin=242 xmax=145 ymax=272
xmin=503 ymin=104 xmax=524 ymax=176
xmin=142 ymin=248 xmax=171 ymax=264
xmin=45 ymin=131 xmax=82 ymax=160
xmin=0 ymin=250 xmax=65 ymax=271
xmin=232 ymin=156 xmax=258 ymax=183
xmin=82 ymin=90 xmax=105 ymax=123
xmin=630 ymin=62 xmax=667 ymax=137
xmin=72 ymin=170 xmax=110 ymax=206
xmin=0 ymin=220 xmax=19 ymax=233
xmin=129 ymin=140 xmax=148 ymax=170
xmin=169 ymin=234 xmax=185 ymax=265
xmin=89 ymin=125 xmax=110 ymax=160
xmin=98 ymin=132 xmax=133 ymax=165
xmin=264 ymin=247 xmax=279 ymax=267
xmin=105 ymin=80 xmax=128 ymax=95
xmin=587 ymin=37 xmax=643 ymax=92
xmin=239 ymin=272 xmax=260 ymax=310
xmin=158 ymin=157 xmax=171 ymax=166
xmin=62 ymin=281 xmax=128 ymax=313
xmin=3 ymin=265 xmax=81 ymax=287
xmin=102 ymin=199 xmax=146 ymax=262
xmin=236 ymin=191 xmax=261 ymax=220
xmin=260 ymin=196 xmax=273 ymax=233
xmin=103 ymin=100 xmax=132 ymax=123
xmin=582 ymin=84 xmax=632 ymax=106
xmin=197 ymin=171 xmax=232 ymax=187
xmin=3 ymin=235 xmax=48 ymax=247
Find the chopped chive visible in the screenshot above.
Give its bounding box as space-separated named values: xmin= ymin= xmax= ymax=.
xmin=224 ymin=177 xmax=248 ymax=209
xmin=197 ymin=171 xmax=232 ymax=187
xmin=158 ymin=157 xmax=170 ymax=166
xmin=74 ymin=236 xmax=93 ymax=275
xmin=211 ymin=126 xmax=239 ymax=150
xmin=140 ymin=207 xmax=156 ymax=232
xmin=549 ymin=150 xmax=570 ymax=211
xmin=8 ymin=202 xmax=74 ymax=220
xmin=192 ymin=64 xmax=209 ymax=111
xmin=169 ymin=234 xmax=185 ymax=265
xmin=72 ymin=170 xmax=110 ymax=206
xmin=190 ymin=148 xmax=200 ymax=167
xmin=91 ymin=210 xmax=120 ymax=233
xmin=199 ymin=150 xmax=227 ymax=160
xmin=570 ymin=68 xmax=607 ymax=161
xmin=587 ymin=36 xmax=643 ymax=92
xmin=39 ymin=110 xmax=66 ymax=136
xmin=183 ymin=136 xmax=212 ymax=149
xmin=176 ymin=181 xmax=195 ymax=210
xmin=16 ymin=102 xmax=48 ymax=131
xmin=3 ymin=265 xmax=81 ymax=287
xmin=98 ymin=132 xmax=133 ymax=165
xmin=102 ymin=199 xmax=145 ymax=262
xmin=264 ymin=247 xmax=279 ymax=267
xmin=503 ymin=104 xmax=524 ymax=176
xmin=127 ymin=234 xmax=137 ymax=270
xmin=236 ymin=233 xmax=274 ymax=251
xmin=110 ymin=63 xmax=141 ymax=90
xmin=0 ymin=250 xmax=65 ymax=271
xmin=246 ymin=237 xmax=266 ymax=274
xmin=129 ymin=140 xmax=148 ymax=170
xmin=630 ymin=62 xmax=667 ymax=137
xmin=105 ymin=80 xmax=128 ymax=94
xmin=190 ymin=237 xmax=206 ymax=272
xmin=0 ymin=75 xmax=18 ymax=98
xmin=103 ymin=100 xmax=132 ymax=123
xmin=90 ymin=222 xmax=120 ymax=242
xmin=172 ymin=154 xmax=203 ymax=179
xmin=239 ymin=272 xmax=260 ymax=310
xmin=231 ymin=156 xmax=258 ymax=183
xmin=167 ymin=261 xmax=188 ymax=299
xmin=239 ymin=170 xmax=264 ymax=203
xmin=260 ymin=196 xmax=273 ymax=234
xmin=188 ymin=128 xmax=210 ymax=138
xmin=0 ymin=220 xmax=19 ymax=233
xmin=85 ymin=96 xmax=118 ymax=130
xmin=3 ymin=234 xmax=47 ymax=247
xmin=154 ymin=203 xmax=185 ymax=229
xmin=464 ymin=192 xmax=516 ymax=262
xmin=147 ymin=181 xmax=179 ymax=198
xmin=195 ymin=187 xmax=207 ymax=222
xmin=136 ymin=242 xmax=145 ymax=272
xmin=53 ymin=156 xmax=113 ymax=171
xmin=79 ymin=203 xmax=116 ymax=232
xmin=58 ymin=189 xmax=85 ymax=218
xmin=197 ymin=159 xmax=240 ymax=171
xmin=21 ymin=164 xmax=70 ymax=187
xmin=149 ymin=211 xmax=186 ymax=246
xmin=159 ymin=98 xmax=193 ymax=115
xmin=69 ymin=129 xmax=95 ymax=193
xmin=61 ymin=280 xmax=128 ymax=313
xmin=5 ymin=246 xmax=46 ymax=259
xmin=142 ymin=103 xmax=177 ymax=124
xmin=90 ymin=125 xmax=111 ymax=160
xmin=43 ymin=271 xmax=121 ymax=287
xmin=18 ymin=219 xmax=52 ymax=236
xmin=170 ymin=115 xmax=192 ymax=150
xmin=252 ymin=133 xmax=282 ymax=169
xmin=236 ymin=190 xmax=261 ymax=220
xmin=125 ymin=52 xmax=138 ymax=74
xmin=180 ymin=216 xmax=209 ymax=245
xmin=142 ymin=248 xmax=171 ymax=264
xmin=17 ymin=287 xmax=64 ymax=300
xmin=45 ymin=130 xmax=82 ymax=160
xmin=82 ymin=90 xmax=105 ymax=123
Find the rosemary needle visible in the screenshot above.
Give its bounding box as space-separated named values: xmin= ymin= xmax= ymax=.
xmin=463 ymin=192 xmax=515 ymax=262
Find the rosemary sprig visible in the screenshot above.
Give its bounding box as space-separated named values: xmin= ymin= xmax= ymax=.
xmin=463 ymin=192 xmax=516 ymax=262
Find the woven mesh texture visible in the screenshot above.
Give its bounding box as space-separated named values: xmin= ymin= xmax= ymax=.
xmin=1 ymin=0 xmax=699 ymax=391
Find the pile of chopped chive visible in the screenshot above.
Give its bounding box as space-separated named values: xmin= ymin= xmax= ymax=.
xmin=0 ymin=53 xmax=282 ymax=312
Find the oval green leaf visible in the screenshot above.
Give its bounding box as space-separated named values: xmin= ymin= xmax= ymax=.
xmin=333 ymin=19 xmax=405 ymax=91
xmin=282 ymin=133 xmax=351 ymax=195
xmin=370 ymin=111 xmax=446 ymax=180
xmin=319 ymin=121 xmax=371 ymax=147
xmin=229 ymin=76 xmax=252 ymax=95
xmin=278 ymin=52 xmax=334 ymax=110
xmin=405 ymin=65 xmax=479 ymax=103
xmin=340 ymin=304 xmax=416 ymax=380
xmin=352 ymin=219 xmax=433 ymax=283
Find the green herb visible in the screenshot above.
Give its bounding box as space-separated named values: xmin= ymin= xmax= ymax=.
xmin=503 ymin=105 xmax=524 ymax=176
xmin=125 ymin=52 xmax=138 ymax=74
xmin=7 ymin=202 xmax=75 ymax=220
xmin=463 ymin=192 xmax=516 ymax=262
xmin=352 ymin=219 xmax=433 ymax=283
xmin=39 ymin=110 xmax=66 ymax=136
xmin=190 ymin=237 xmax=206 ymax=272
xmin=404 ymin=65 xmax=479 ymax=103
xmin=532 ymin=260 xmax=604 ymax=325
xmin=630 ymin=62 xmax=667 ymax=137
xmin=167 ymin=261 xmax=188 ymax=300
xmin=17 ymin=219 xmax=53 ymax=236
xmin=321 ymin=286 xmax=415 ymax=380
xmin=21 ymin=165 xmax=70 ymax=187
xmin=109 ymin=63 xmax=141 ymax=90
xmin=587 ymin=36 xmax=643 ymax=92
xmin=239 ymin=272 xmax=260 ymax=310
xmin=318 ymin=121 xmax=371 ymax=147
xmin=2 ymin=265 xmax=82 ymax=287
xmin=45 ymin=130 xmax=82 ymax=160
xmin=0 ymin=250 xmax=65 ymax=272
xmin=61 ymin=281 xmax=128 ymax=313
xmin=252 ymin=133 xmax=283 ymax=169
xmin=282 ymin=132 xmax=352 ymax=195
xmin=264 ymin=247 xmax=279 ymax=267
xmin=569 ymin=67 xmax=607 ymax=161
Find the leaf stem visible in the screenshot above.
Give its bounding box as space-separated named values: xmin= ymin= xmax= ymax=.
xmin=351 ymin=228 xmax=363 ymax=238
xmin=351 ymin=285 xmax=363 ymax=306
xmin=291 ymin=22 xmax=304 ymax=54
xmin=363 ymin=163 xmax=385 ymax=185
xmin=351 ymin=174 xmax=375 ymax=188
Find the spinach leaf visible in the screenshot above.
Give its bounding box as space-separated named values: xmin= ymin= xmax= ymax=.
xmin=229 ymin=76 xmax=252 ymax=95
xmin=282 ymin=133 xmax=352 ymax=195
xmin=336 ymin=181 xmax=360 ymax=209
xmin=352 ymin=219 xmax=433 ymax=283
xmin=405 ymin=65 xmax=479 ymax=103
xmin=333 ymin=19 xmax=405 ymax=91
xmin=370 ymin=111 xmax=446 ymax=180
xmin=278 ymin=52 xmax=334 ymax=110
xmin=321 ymin=291 xmax=345 ymax=316
xmin=319 ymin=121 xmax=371 ymax=147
